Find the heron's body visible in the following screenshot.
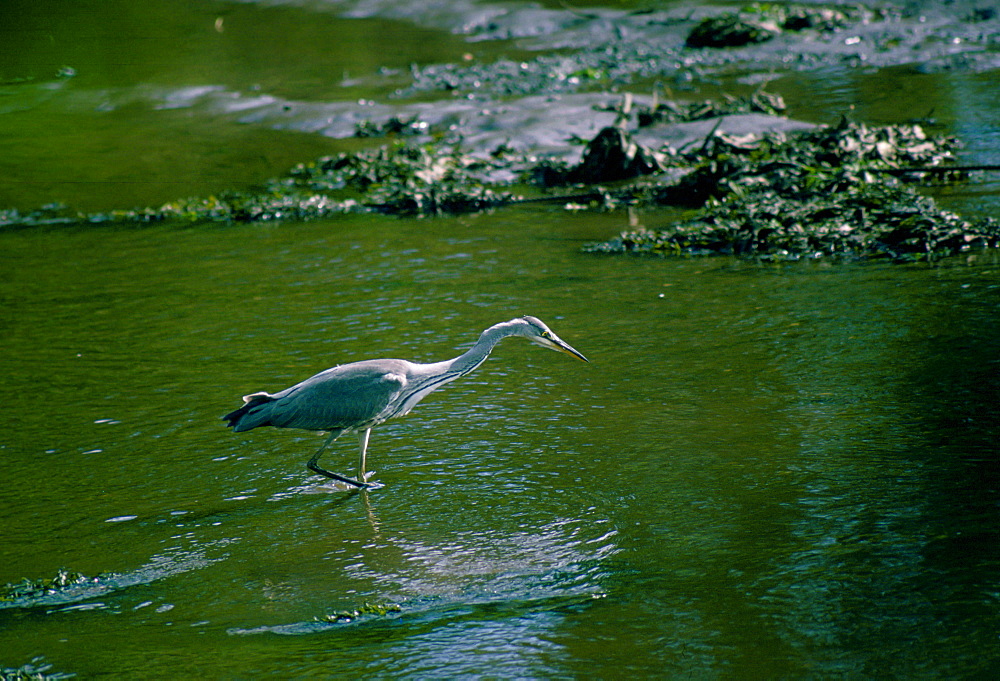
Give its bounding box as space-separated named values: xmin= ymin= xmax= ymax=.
xmin=223 ymin=316 xmax=587 ymax=489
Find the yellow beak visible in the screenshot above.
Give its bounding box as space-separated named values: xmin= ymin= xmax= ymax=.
xmin=534 ymin=335 xmax=589 ymax=363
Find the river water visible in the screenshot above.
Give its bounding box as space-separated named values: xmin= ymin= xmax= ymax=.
xmin=2 ymin=0 xmax=999 ymax=678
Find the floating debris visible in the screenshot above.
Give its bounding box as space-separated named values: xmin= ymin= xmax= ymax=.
xmin=0 ymin=143 xmax=516 ymax=226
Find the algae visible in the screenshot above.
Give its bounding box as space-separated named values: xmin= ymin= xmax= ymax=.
xmin=2 ymin=103 xmax=995 ymax=263
xmin=580 ymin=116 xmax=1000 ymax=261
xmin=0 ymin=660 xmax=74 ymax=681
xmin=316 ymin=601 xmax=402 ymax=624
xmin=0 ymin=569 xmax=97 ymax=603
xmin=0 ymin=52 xmax=995 ymax=266
xmin=1 ymin=0 xmax=995 ymax=264
xmin=685 ymin=3 xmax=883 ymax=48
xmin=0 ymin=142 xmax=515 ymax=226
xmin=635 ymin=90 xmax=787 ymax=127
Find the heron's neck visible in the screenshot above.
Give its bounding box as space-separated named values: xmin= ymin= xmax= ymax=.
xmin=446 ymin=320 xmax=522 ymax=377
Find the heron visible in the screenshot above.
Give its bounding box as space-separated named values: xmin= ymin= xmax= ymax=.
xmin=222 ymin=316 xmax=588 ymax=490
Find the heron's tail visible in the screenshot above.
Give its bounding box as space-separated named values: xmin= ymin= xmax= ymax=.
xmin=222 ymin=392 xmax=275 ymax=431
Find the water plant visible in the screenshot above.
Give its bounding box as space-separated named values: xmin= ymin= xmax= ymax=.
xmin=581 ymin=117 xmax=1000 ymax=261
xmin=315 ymin=602 xmax=402 ymax=624
xmin=0 ymin=569 xmax=96 ymax=603
xmin=0 ymin=659 xmax=74 ymax=681
xmin=1 ymin=92 xmax=994 ymax=263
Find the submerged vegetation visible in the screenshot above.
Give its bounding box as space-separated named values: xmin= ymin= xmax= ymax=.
xmin=0 ymin=569 xmax=97 ymax=604
xmin=0 ymin=660 xmax=74 ymax=681
xmin=316 ymin=601 xmax=403 ymax=624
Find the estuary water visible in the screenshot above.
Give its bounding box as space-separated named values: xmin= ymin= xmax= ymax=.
xmin=2 ymin=211 xmax=998 ymax=678
xmin=2 ymin=0 xmax=999 ymax=678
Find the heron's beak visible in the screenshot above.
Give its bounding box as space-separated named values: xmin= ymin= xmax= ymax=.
xmin=533 ymin=335 xmax=589 ymax=362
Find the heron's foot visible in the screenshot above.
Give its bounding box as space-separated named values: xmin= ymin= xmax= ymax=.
xmin=308 ymin=464 xmax=370 ymax=490
xmin=359 ymin=471 xmax=384 ymax=490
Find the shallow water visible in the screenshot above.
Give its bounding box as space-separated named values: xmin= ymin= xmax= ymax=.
xmin=2 ymin=0 xmax=1000 ymax=678
xmin=3 ymin=211 xmax=999 ymax=677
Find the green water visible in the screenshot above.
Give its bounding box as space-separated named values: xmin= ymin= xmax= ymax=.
xmin=3 ymin=212 xmax=999 ymax=677
xmin=2 ymin=0 xmax=999 ymax=678
xmin=0 ymin=0 xmax=469 ymax=211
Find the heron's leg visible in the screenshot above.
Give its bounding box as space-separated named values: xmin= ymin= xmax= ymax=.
xmin=357 ymin=429 xmax=372 ymax=481
xmin=306 ymin=430 xmax=369 ymax=489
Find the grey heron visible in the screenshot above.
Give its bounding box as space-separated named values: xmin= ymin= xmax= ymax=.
xmin=223 ymin=316 xmax=588 ymax=490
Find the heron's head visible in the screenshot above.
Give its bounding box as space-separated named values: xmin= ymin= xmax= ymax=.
xmin=520 ymin=316 xmax=589 ymax=362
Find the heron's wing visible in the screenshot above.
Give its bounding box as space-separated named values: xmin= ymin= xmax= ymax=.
xmin=264 ymin=360 xmax=409 ymax=431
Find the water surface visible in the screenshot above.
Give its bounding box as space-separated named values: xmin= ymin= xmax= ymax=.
xmin=3 ymin=210 xmax=999 ymax=677
xmin=2 ymin=0 xmax=999 ymax=678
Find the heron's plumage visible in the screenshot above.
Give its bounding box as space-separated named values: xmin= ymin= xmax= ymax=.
xmin=222 ymin=316 xmax=587 ymax=489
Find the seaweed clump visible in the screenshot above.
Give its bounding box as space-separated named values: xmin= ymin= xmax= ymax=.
xmin=0 ymin=659 xmax=74 ymax=681
xmin=583 ymin=119 xmax=1000 ymax=261
xmin=686 ymin=3 xmax=880 ymax=48
xmin=355 ymin=115 xmax=428 ymax=138
xmin=315 ymin=601 xmax=402 ymax=624
xmin=282 ymin=143 xmax=514 ymax=215
xmin=0 ymin=143 xmax=516 ymax=228
xmin=0 ymin=568 xmax=97 ymax=603
xmin=2 ymin=90 xmax=995 ymax=263
xmin=636 ymin=90 xmax=786 ymax=126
